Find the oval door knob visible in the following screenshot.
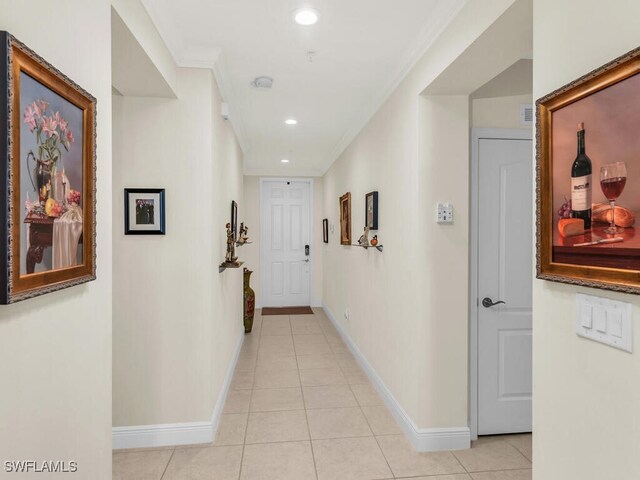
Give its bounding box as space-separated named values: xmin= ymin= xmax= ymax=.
xmin=482 ymin=297 xmax=506 ymax=308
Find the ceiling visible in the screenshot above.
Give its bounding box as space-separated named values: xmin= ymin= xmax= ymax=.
xmin=142 ymin=0 xmax=467 ymax=175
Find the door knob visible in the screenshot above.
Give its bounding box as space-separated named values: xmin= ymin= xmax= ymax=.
xmin=482 ymin=297 xmax=506 ymax=308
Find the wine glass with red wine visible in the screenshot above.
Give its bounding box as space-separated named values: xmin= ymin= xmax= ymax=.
xmin=600 ymin=161 xmax=627 ymax=234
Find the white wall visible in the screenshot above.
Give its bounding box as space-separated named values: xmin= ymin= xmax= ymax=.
xmin=321 ymin=0 xmax=529 ymax=441
xmin=111 ymin=0 xmax=177 ymax=96
xmin=243 ymin=176 xmax=324 ymax=308
xmin=112 ymin=67 xmax=244 ymax=427
xmin=472 ymin=94 xmax=532 ymax=129
xmin=532 ymin=1 xmax=640 ymax=478
xmin=0 ymin=1 xmax=113 ymax=478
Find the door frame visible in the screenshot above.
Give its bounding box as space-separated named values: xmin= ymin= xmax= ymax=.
xmin=469 ymin=128 xmax=533 ymax=440
xmin=259 ymin=177 xmax=314 ymax=308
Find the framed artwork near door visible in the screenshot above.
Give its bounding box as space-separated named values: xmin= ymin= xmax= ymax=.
xmin=365 ymin=191 xmax=378 ymax=230
xmin=231 ymin=200 xmax=238 ymax=239
xmin=124 ymin=188 xmax=166 ymax=235
xmin=537 ymin=46 xmax=640 ymax=293
xmin=322 ymin=218 xmax=329 ymax=243
xmin=0 ymin=32 xmax=97 ymax=304
xmin=339 ymin=192 xmax=351 ymax=245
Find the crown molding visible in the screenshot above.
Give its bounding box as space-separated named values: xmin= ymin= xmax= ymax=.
xmin=174 ymin=51 xmax=251 ymax=155
xmin=140 ymin=0 xmax=250 ymax=154
xmin=320 ymin=0 xmax=468 ymax=175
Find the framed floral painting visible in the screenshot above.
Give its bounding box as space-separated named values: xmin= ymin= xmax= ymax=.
xmin=0 ymin=32 xmax=96 ymax=303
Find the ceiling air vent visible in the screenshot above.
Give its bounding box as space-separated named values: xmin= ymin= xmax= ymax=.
xmin=251 ymin=76 xmax=274 ymax=90
xmin=520 ymin=104 xmax=534 ymax=126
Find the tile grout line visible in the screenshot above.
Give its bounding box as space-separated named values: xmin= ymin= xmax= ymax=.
xmin=158 ymin=447 xmax=176 ymax=480
xmin=293 ymin=314 xmax=321 ymax=480
xmin=347 ymin=379 xmax=397 ymax=479
xmin=449 ymin=449 xmax=470 ymax=475
xmin=237 ymin=313 xmax=265 ymax=480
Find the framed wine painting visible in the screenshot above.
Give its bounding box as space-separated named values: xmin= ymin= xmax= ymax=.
xmin=0 ymin=32 xmax=96 ymax=304
xmin=537 ymin=46 xmax=640 ymax=293
xmin=124 ymin=188 xmax=166 ymax=235
xmin=339 ymin=192 xmax=351 ymax=245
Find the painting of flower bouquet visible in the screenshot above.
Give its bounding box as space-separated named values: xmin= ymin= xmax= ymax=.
xmin=1 ymin=32 xmax=96 ymax=303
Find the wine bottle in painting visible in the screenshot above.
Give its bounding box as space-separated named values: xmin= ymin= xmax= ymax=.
xmin=571 ymin=122 xmax=592 ymax=229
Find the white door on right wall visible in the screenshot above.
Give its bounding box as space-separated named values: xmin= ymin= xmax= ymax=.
xmin=478 ymin=135 xmax=533 ymax=435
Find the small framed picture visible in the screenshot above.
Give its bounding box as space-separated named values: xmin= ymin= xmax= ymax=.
xmin=366 ymin=191 xmax=379 ymax=230
xmin=339 ymin=192 xmax=351 ymax=245
xmin=231 ymin=200 xmax=238 ymax=239
xmin=124 ymin=188 xmax=165 ymax=235
xmin=323 ymin=218 xmax=329 ymax=243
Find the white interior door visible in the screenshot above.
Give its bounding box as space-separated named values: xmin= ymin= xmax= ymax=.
xmin=477 ymin=133 xmax=533 ymax=435
xmin=260 ymin=179 xmax=311 ymax=307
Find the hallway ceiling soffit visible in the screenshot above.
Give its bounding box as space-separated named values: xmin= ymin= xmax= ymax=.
xmin=141 ymin=0 xmax=467 ymax=175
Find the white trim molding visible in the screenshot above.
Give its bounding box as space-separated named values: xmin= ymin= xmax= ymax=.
xmin=323 ymin=306 xmax=470 ymax=452
xmin=210 ymin=329 xmax=245 ymax=435
xmin=112 ymin=422 xmax=213 ymax=450
xmin=113 ymin=330 xmax=244 ymax=450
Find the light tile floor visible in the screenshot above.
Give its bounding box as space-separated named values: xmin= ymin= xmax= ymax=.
xmin=113 ymin=308 xmax=532 ymax=480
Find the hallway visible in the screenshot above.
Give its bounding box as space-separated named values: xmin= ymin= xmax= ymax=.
xmin=113 ymin=309 xmax=532 ymax=480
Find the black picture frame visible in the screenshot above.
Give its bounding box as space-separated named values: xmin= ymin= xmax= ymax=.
xmin=366 ymin=191 xmax=379 ymax=230
xmin=124 ymin=188 xmax=165 ymax=235
xmin=323 ymin=218 xmax=329 ymax=243
xmin=231 ymin=200 xmax=238 ymax=239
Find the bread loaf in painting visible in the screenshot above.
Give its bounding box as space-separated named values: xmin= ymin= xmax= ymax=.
xmin=558 ymin=218 xmax=585 ymax=237
xmin=592 ymin=203 xmax=636 ymax=228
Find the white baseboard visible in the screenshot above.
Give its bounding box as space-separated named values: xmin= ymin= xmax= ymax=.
xmin=323 ymin=306 xmax=470 ymax=452
xmin=210 ymin=328 xmax=245 ymax=433
xmin=112 ymin=422 xmax=214 ymax=450
xmin=113 ymin=329 xmax=245 ymax=450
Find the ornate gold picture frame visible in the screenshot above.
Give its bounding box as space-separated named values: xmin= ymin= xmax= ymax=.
xmin=339 ymin=192 xmax=351 ymax=245
xmin=1 ymin=32 xmax=97 ymax=303
xmin=537 ymin=46 xmax=640 ymax=293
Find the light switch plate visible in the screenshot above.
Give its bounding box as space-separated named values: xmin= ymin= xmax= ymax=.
xmin=576 ymin=293 xmax=632 ymax=353
xmin=437 ymin=203 xmax=453 ymax=224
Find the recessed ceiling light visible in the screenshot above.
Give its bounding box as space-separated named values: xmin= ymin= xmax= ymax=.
xmin=294 ymin=8 xmax=319 ymax=26
xmin=285 ymin=119 xmax=298 ymax=125
xmin=281 ymin=159 xmax=290 ymax=163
